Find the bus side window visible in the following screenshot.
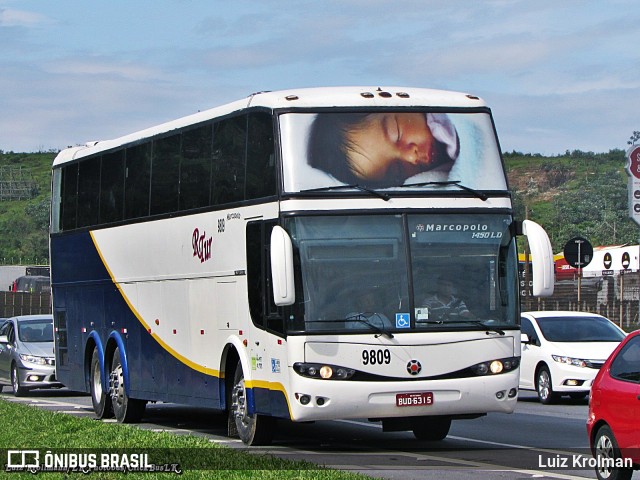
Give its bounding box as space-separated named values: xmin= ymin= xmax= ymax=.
xmin=246 ymin=112 xmax=276 ymax=199
xmin=99 ymin=151 xmax=125 ymax=224
xmin=124 ymin=143 xmax=151 ymax=220
xmin=246 ymin=221 xmax=284 ymax=335
xmin=212 ymin=116 xmax=246 ymax=205
xmin=181 ymin=125 xmax=213 ymax=210
xmin=151 ymin=133 xmax=181 ymax=215
xmin=77 ymin=156 xmax=101 ymax=228
xmin=61 ymin=163 xmax=78 ymax=231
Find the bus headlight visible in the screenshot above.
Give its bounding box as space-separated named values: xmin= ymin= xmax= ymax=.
xmin=470 ymin=357 xmax=519 ymax=376
xmin=294 ymin=363 xmax=355 ymax=380
xmin=490 ymin=360 xmax=504 ymax=374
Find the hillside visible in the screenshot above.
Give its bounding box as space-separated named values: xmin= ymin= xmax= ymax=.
xmin=504 ymin=149 xmax=636 ymax=252
xmin=0 ymin=149 xmax=635 ymax=263
xmin=0 ymin=151 xmax=53 ymax=264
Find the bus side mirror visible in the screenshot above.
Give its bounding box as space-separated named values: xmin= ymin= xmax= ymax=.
xmin=521 ymin=220 xmax=554 ymax=297
xmin=270 ymin=226 xmax=295 ymax=306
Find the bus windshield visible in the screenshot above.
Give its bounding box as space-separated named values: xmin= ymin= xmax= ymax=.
xmin=285 ymin=213 xmax=518 ymax=334
xmin=280 ymin=111 xmax=507 ymax=192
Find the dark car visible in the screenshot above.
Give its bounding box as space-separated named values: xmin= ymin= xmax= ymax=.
xmin=10 ymin=275 xmax=51 ymax=294
xmin=0 ymin=315 xmax=62 ymax=396
xmin=587 ymin=329 xmax=640 ymax=480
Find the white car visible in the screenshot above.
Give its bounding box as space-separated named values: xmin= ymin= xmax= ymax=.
xmin=519 ymin=311 xmax=625 ymax=404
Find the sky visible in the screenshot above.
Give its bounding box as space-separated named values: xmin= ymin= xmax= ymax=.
xmin=1 ymin=0 xmax=638 ymax=156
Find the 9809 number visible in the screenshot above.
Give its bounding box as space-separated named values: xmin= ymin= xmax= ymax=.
xmin=362 ymin=349 xmax=391 ymax=365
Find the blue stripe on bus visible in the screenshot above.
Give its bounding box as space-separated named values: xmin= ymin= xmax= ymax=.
xmin=51 ymin=232 xmax=223 ymax=408
xmin=51 ymin=231 xmax=290 ymax=418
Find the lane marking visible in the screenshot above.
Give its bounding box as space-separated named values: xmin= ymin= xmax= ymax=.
xmin=335 ymin=419 xmax=592 ymax=479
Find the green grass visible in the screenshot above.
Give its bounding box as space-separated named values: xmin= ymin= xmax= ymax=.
xmin=0 ymin=399 xmax=370 ymax=479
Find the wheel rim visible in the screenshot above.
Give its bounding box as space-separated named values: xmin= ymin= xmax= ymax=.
xmin=538 ymin=370 xmax=550 ymax=401
xmin=109 ymin=363 xmax=125 ymax=408
xmin=12 ymin=366 xmax=19 ymax=392
xmin=92 ymin=360 xmax=103 ymax=401
xmin=595 ymin=433 xmax=615 ymax=479
xmin=231 ymin=378 xmax=253 ymax=432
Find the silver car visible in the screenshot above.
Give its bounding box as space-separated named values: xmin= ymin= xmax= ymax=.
xmin=0 ymin=315 xmax=62 ymax=396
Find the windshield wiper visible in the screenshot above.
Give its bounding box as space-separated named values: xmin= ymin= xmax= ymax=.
xmin=300 ymin=184 xmax=390 ymax=201
xmin=345 ymin=313 xmax=394 ymax=339
xmin=401 ymin=180 xmax=488 ymax=201
xmin=418 ymin=319 xmax=504 ymax=335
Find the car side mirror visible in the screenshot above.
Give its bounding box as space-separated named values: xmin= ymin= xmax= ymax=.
xmin=521 ymin=333 xmax=530 ymax=344
xmin=0 ymin=334 xmax=8 ymax=344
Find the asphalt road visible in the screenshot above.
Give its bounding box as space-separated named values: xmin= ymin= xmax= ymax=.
xmin=0 ymin=388 xmax=600 ymax=479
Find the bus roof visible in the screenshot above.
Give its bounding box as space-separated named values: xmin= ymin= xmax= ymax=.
xmin=52 ymin=86 xmax=488 ymax=167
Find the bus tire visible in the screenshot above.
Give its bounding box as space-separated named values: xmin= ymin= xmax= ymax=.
xmin=110 ymin=347 xmax=146 ymax=423
xmin=412 ymin=416 xmax=451 ymax=441
xmin=90 ymin=347 xmax=113 ymax=419
xmin=229 ymin=360 xmax=275 ymax=445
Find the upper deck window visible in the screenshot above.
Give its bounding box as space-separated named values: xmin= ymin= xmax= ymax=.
xmin=52 ymin=111 xmax=276 ymax=232
xmin=280 ymin=111 xmax=507 ymax=192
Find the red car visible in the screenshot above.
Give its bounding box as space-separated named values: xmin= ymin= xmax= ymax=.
xmin=587 ymin=329 xmax=640 ymax=480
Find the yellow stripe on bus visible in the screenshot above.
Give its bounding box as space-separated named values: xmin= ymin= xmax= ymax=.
xmin=89 ymin=231 xmax=219 ymax=377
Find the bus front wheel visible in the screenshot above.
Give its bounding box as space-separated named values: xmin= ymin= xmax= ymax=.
xmin=90 ymin=347 xmax=113 ymax=419
xmin=228 ymin=360 xmax=275 ymax=445
xmin=109 ymin=347 xmax=146 ymax=423
xmin=412 ymin=416 xmax=451 ymax=441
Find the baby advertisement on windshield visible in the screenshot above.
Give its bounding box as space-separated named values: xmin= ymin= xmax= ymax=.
xmin=280 ymin=111 xmax=508 ymax=192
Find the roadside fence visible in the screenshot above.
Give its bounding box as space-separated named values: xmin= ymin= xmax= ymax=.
xmin=521 ymin=273 xmax=640 ymax=330
xmin=0 ymin=291 xmax=51 ymax=317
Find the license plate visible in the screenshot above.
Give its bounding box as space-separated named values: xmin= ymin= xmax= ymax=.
xmin=396 ymin=392 xmax=434 ymax=407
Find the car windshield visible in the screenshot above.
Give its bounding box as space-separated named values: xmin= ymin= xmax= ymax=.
xmin=18 ymin=320 xmax=54 ymax=343
xmin=536 ymin=316 xmax=625 ymax=342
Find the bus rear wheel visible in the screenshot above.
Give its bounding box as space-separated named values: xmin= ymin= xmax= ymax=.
xmin=109 ymin=347 xmax=146 ymax=423
xmin=229 ymin=361 xmax=275 ymax=445
xmin=90 ymin=347 xmax=113 ymax=419
xmin=412 ymin=417 xmax=451 ymax=441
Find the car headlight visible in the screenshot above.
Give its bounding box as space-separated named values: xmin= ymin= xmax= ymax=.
xmin=552 ymin=355 xmax=587 ymax=368
xmin=19 ymin=354 xmax=50 ymax=365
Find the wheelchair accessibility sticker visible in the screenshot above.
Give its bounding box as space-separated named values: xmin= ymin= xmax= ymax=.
xmin=395 ymin=313 xmax=410 ymax=329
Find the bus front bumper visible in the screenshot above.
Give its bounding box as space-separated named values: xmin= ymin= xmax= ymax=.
xmin=285 ymin=369 xmax=519 ymax=422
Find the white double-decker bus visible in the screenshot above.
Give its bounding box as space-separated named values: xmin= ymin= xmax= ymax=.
xmin=50 ymin=87 xmax=554 ymax=445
